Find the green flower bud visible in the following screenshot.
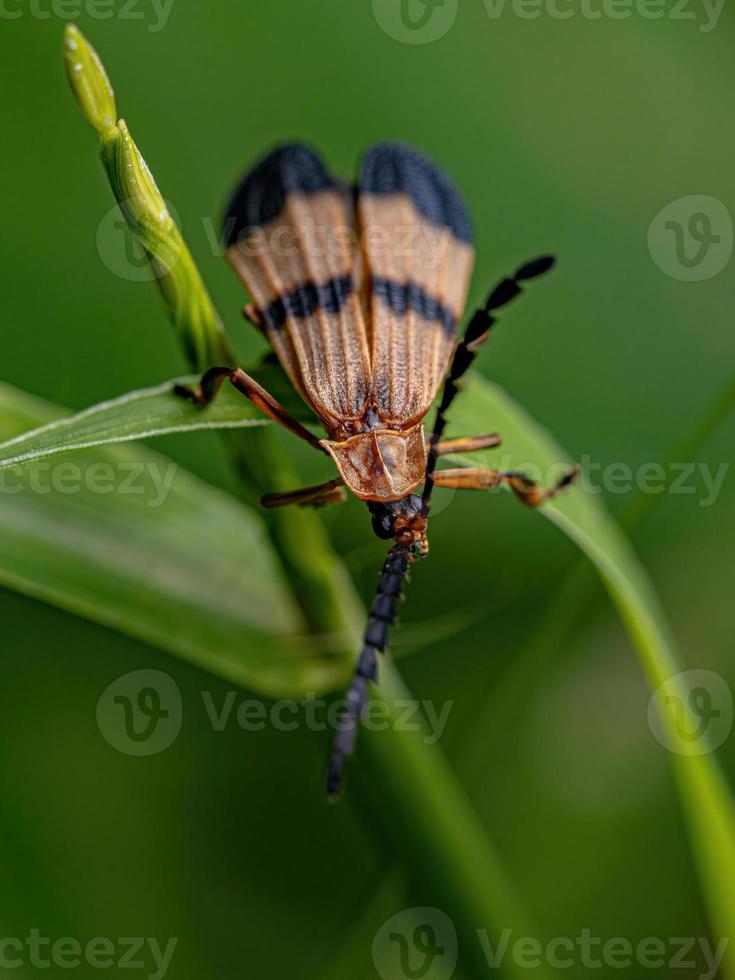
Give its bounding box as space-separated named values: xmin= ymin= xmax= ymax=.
xmin=63 ymin=25 xmax=117 ymax=137
xmin=63 ymin=29 xmax=232 ymax=371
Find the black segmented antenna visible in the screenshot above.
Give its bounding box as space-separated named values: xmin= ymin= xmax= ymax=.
xmin=326 ymin=540 xmax=414 ymax=797
xmin=422 ymin=255 xmax=557 ymax=514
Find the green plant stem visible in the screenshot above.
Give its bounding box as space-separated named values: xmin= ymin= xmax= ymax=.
xmin=223 ymin=428 xmax=546 ymax=979
xmin=361 ymin=661 xmax=548 ymax=980
xmin=217 ymin=439 xmax=545 ymax=980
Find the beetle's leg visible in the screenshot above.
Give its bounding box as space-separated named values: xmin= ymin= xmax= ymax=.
xmin=433 ymin=433 xmax=502 ymax=456
xmin=261 ymin=478 xmax=346 ymax=509
xmin=423 ymin=256 xmax=558 ymax=512
xmin=174 ymin=367 xmax=326 ymax=454
xmin=243 ymin=304 xmax=267 ymax=335
xmin=433 ymin=465 xmax=579 ymax=507
xmin=174 ymin=366 xmax=232 ymax=405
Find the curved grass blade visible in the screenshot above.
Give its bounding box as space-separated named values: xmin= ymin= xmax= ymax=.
xmin=461 ymin=373 xmax=735 ymax=775
xmin=0 ymin=383 xmax=345 ymax=698
xmin=446 ymin=373 xmax=735 ymax=970
xmin=330 ymin=372 xmax=734 ymax=978
xmin=0 ymin=377 xmax=275 ymax=469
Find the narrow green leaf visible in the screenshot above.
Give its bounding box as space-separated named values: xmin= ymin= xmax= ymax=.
xmin=0 ymin=377 xmax=271 ymax=469
xmin=447 ymin=373 xmax=735 ymax=967
xmin=0 ymin=383 xmax=345 ymax=698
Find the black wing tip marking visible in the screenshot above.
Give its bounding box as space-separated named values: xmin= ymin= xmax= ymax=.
xmin=515 ymin=255 xmax=557 ymax=280
xmin=222 ymin=143 xmax=334 ymax=246
xmin=360 ymin=140 xmax=473 ymax=245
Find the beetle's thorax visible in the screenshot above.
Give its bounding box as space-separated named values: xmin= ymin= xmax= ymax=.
xmin=320 ymin=418 xmax=426 ymax=503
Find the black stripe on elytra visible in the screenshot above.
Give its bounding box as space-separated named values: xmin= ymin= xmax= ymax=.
xmin=258 ymin=275 xmax=354 ymax=330
xmin=258 ymin=274 xmax=457 ymax=336
xmin=372 ymin=277 xmax=457 ymax=336
xmin=359 ymin=142 xmax=473 ymax=245
xmin=223 ymin=144 xmax=334 ymax=246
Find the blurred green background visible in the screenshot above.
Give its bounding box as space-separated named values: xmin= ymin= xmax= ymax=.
xmin=0 ymin=1 xmax=733 ymax=977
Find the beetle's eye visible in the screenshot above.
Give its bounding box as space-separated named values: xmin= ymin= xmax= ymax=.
xmin=370 ymin=507 xmax=394 ymax=540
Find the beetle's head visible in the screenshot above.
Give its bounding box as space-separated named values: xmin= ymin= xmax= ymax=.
xmin=366 ymin=493 xmax=429 ymax=553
